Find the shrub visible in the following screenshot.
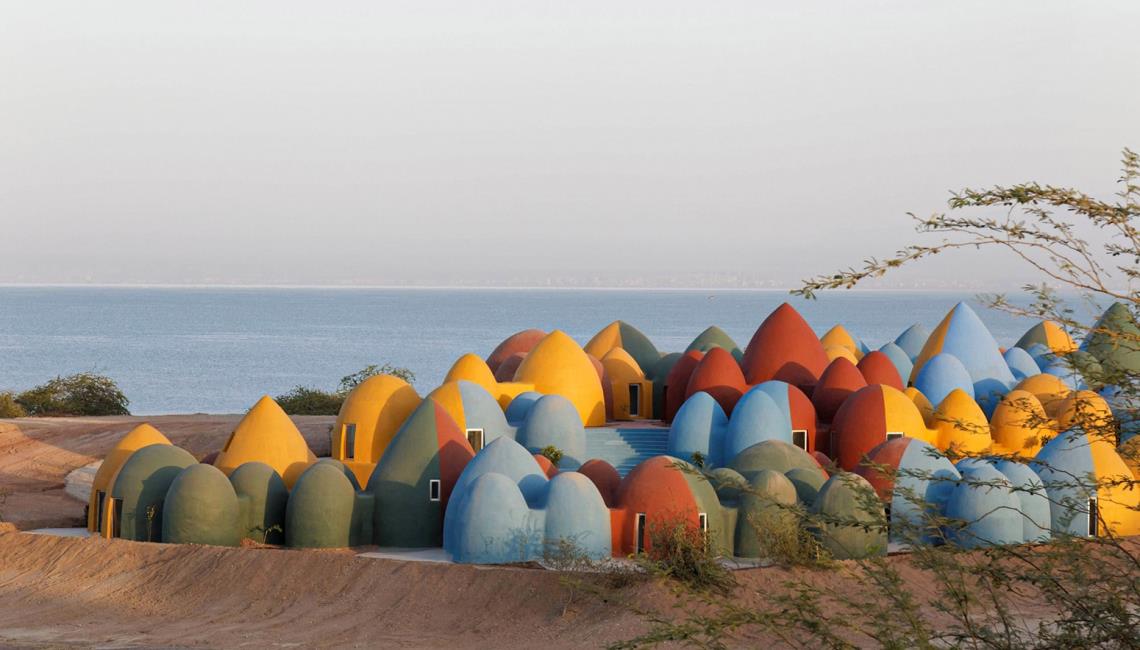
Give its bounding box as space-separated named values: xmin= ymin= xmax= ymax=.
xmin=0 ymin=392 xmax=27 ymax=418
xmin=637 ymin=514 xmax=735 ymax=595
xmin=540 ymin=445 xmax=563 ymax=467
xmin=274 ymin=386 xmax=344 ymax=416
xmin=277 ymin=363 xmax=416 ymax=415
xmin=16 ymin=373 xmax=130 ymax=416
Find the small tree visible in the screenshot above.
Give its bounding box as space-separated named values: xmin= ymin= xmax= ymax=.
xmin=276 ymin=363 xmax=415 ymax=416
xmin=540 ymin=445 xmax=564 ymax=468
xmin=16 ymin=373 xmax=130 ymax=416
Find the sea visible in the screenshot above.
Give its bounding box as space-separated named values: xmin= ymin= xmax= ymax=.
xmin=0 ymin=287 xmax=1081 ymax=415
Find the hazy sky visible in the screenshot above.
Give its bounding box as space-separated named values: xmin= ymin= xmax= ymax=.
xmin=2 ymin=2 xmax=1137 ymax=288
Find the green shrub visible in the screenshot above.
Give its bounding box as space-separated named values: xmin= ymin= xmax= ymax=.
xmin=637 ymin=514 xmax=735 ymax=595
xmin=16 ymin=373 xmax=130 ymax=416
xmin=274 ymin=386 xmax=344 ymax=416
xmin=0 ymin=392 xmax=27 ymax=418
xmin=277 ymin=363 xmax=416 ymax=416
xmin=540 ymin=445 xmax=563 ymax=467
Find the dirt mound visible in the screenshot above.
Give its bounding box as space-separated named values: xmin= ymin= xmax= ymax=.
xmin=0 ymin=530 xmax=644 ymax=648
xmin=0 ymin=415 xmax=333 ymax=529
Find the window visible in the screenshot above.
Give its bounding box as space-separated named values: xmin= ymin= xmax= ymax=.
xmin=628 ymin=384 xmax=641 ymax=417
xmin=698 ymin=512 xmax=708 ymax=533
xmin=886 ymin=431 xmax=904 ymax=441
xmin=344 ymin=423 xmax=357 ymax=460
xmin=466 ymin=428 xmax=485 ymax=452
xmin=95 ymin=491 xmax=106 ymax=533
xmin=792 ymin=429 xmax=808 ymax=451
xmin=635 ymin=513 xmax=647 ymax=554
xmin=110 ymin=498 xmax=123 ymax=538
xmin=429 ymin=479 xmax=441 ymax=502
xmin=1088 ymin=496 xmax=1099 ymax=537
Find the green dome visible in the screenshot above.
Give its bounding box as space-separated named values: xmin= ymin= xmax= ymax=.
xmin=735 ymin=469 xmax=798 ymax=558
xmin=162 ymin=464 xmax=240 ymax=547
xmin=110 ymin=444 xmax=197 ymax=542
xmin=286 ymin=463 xmax=357 ymax=548
xmin=1083 ymin=302 xmax=1140 ymax=377
xmin=810 ymin=472 xmax=887 ymax=560
xmin=686 ymin=326 xmax=743 ymax=361
xmin=785 ymin=467 xmax=827 ymax=507
xmin=708 ymin=467 xmax=747 ymax=501
xmin=230 ymin=461 xmax=288 ymax=544
xmin=730 ymin=440 xmax=821 ymax=482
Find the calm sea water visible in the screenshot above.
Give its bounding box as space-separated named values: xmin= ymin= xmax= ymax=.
xmin=0 ymin=287 xmax=1057 ymax=415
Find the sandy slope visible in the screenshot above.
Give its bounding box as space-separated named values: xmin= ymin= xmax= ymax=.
xmin=0 ymin=415 xmax=333 ymax=529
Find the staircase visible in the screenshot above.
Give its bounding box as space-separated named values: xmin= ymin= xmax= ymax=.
xmin=583 ymin=427 xmax=670 ymax=476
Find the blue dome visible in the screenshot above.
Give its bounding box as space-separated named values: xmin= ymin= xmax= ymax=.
xmin=895 ymin=324 xmax=931 ymax=361
xmin=723 ymin=388 xmax=791 ymax=464
xmin=543 ymin=472 xmax=611 ymax=560
xmin=992 ymin=460 xmax=1051 ymax=542
xmin=890 ymin=439 xmax=960 ymax=544
xmin=666 ymin=391 xmax=728 ymax=467
xmin=878 ymin=342 xmax=914 ymax=383
xmin=457 ymin=380 xmax=515 ymax=444
xmin=1003 ymin=347 xmax=1041 ymax=382
xmin=914 ymin=353 xmax=975 ymax=406
xmin=505 ymin=391 xmax=544 ymax=425
xmin=515 ymin=394 xmax=585 ymax=467
xmin=444 ymin=472 xmax=533 ymax=563
xmin=944 ymin=464 xmax=1024 ymax=548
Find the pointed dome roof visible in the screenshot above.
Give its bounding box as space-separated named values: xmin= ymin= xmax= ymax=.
xmin=663 ymin=350 xmax=704 ymax=422
xmin=1082 ymin=302 xmax=1140 ymax=375
xmin=444 ymin=353 xmax=499 ymax=391
xmin=486 ymin=329 xmax=547 ymax=373
xmin=741 ymin=303 xmax=829 ymax=387
xmin=877 ymin=342 xmax=914 ymax=382
xmin=685 ymin=347 xmax=747 ymax=415
xmin=821 ymin=325 xmax=865 ymax=361
xmin=910 ymin=303 xmax=1015 ymax=403
xmin=214 ymin=396 xmax=316 ymax=488
xmin=685 ymin=326 xmax=742 ymax=359
xmin=990 ymin=389 xmax=1049 ymax=457
xmin=857 ymin=351 xmax=904 ymax=390
xmin=932 ymin=388 xmax=992 ymax=454
xmin=1015 ymin=320 xmax=1077 ymax=355
xmin=913 ymin=353 xmax=975 ymax=407
xmin=829 ymin=385 xmax=935 ymax=470
xmin=332 ymin=374 xmax=420 ymax=469
xmin=894 ymin=323 xmax=931 ymax=361
xmin=813 ymin=357 xmax=868 ymax=424
xmin=514 ymin=330 xmax=606 ymax=426
xmin=584 ymin=320 xmax=662 ymax=372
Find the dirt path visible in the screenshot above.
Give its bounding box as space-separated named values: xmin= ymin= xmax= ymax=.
xmin=0 ymin=415 xmax=333 ymax=529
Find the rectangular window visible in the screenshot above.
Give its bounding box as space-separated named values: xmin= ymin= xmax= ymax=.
xmin=792 ymin=429 xmax=808 ymax=451
xmin=95 ymin=490 xmax=106 ymax=533
xmin=110 ymin=498 xmax=123 ymax=539
xmin=886 ymin=431 xmax=904 ymax=441
xmin=466 ymin=428 xmax=485 ymax=452
xmin=698 ymin=512 xmax=708 ymax=533
xmin=628 ymin=384 xmax=641 ymax=417
xmin=1088 ymin=496 xmax=1099 ymax=537
xmin=429 ymin=479 xmax=441 ymax=502
xmin=635 ymin=513 xmax=647 ymax=554
xmin=345 ymin=423 xmax=357 ymax=460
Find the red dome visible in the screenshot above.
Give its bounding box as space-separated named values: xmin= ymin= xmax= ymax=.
xmin=663 ymin=350 xmax=704 ymax=422
xmin=486 ymin=329 xmax=547 ymax=372
xmin=829 ymin=385 xmax=889 ymax=472
xmin=786 ymin=384 xmax=820 ymax=453
xmin=493 ymin=352 xmax=526 ymax=382
xmin=854 ymin=437 xmax=910 ymax=501
xmin=812 ymin=357 xmax=868 ymax=424
xmin=578 ymin=459 xmax=621 ymax=507
xmin=741 ymin=303 xmax=829 ymax=390
xmin=684 ymin=347 xmax=747 ymax=415
xmin=533 ymin=454 xmax=559 ymax=479
xmin=857 ymin=351 xmax=904 ymax=390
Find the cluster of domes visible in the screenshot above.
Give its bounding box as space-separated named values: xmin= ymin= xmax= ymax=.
xmin=89 ymin=301 xmax=1140 ymax=562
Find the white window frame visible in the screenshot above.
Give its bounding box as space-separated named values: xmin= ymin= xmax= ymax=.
xmin=886 ymin=431 xmax=904 ymax=441
xmin=466 ymin=428 xmax=485 ymax=452
xmin=792 ymin=429 xmax=808 ymax=450
xmin=429 ymin=479 xmax=441 ymax=502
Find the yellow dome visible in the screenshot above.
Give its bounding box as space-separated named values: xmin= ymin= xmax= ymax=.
xmin=87 ymin=423 xmax=172 ymax=532
xmin=990 ymin=389 xmax=1050 ymax=457
xmin=1040 ymin=321 xmax=1078 ymax=354
xmin=584 ymin=322 xmax=623 ymax=360
xmin=443 ymin=353 xmax=534 ymax=409
xmin=1014 ymin=374 xmax=1071 ymax=417
xmin=904 ymin=386 xmax=936 ymax=427
xmin=821 ymin=325 xmax=864 ymax=360
xmin=514 ymin=330 xmax=606 ymax=426
xmin=601 ymin=348 xmax=651 ymax=421
xmin=214 ymin=396 xmax=316 ymax=488
xmin=1055 ymin=390 xmax=1115 ymax=441
xmin=332 ymin=374 xmax=421 ymax=485
xmin=882 ymin=385 xmax=938 ymax=445
xmin=824 ymin=345 xmax=860 ymax=364
xmin=932 ymin=389 xmax=992 ymax=455
xmin=601 ymin=347 xmax=644 ymax=383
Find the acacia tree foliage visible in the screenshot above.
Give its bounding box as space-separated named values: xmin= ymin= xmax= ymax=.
xmin=276 ymin=363 xmax=416 ymax=415
xmin=607 ymin=149 xmax=1140 ymax=648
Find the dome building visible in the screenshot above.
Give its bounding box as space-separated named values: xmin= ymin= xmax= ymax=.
xmin=214 ymin=395 xmax=317 ymax=488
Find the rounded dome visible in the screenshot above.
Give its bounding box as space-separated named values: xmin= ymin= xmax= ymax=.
xmin=824 ymin=345 xmax=859 ymax=364
xmin=821 ymin=325 xmax=865 ymax=361
xmin=584 ymin=321 xmax=662 ymax=374
xmin=724 ymin=388 xmax=793 ymax=463
xmin=663 ymin=351 xmax=704 ymax=422
xmin=493 ymin=352 xmax=527 ymax=383
xmin=741 ymin=303 xmax=829 ymax=389
xmin=229 ymin=461 xmax=288 ymax=544
xmin=162 ymin=464 xmax=240 ymax=547
xmin=1014 ymin=374 xmax=1071 ymax=417
xmin=1003 ymin=347 xmax=1041 ymax=382
xmin=856 ymin=437 xmax=960 ymax=543
xmin=486 ymin=329 xmax=547 ymax=373
xmin=729 ymin=439 xmax=822 ymax=482
xmin=810 ymin=473 xmax=887 ymax=559
xmin=505 ymin=391 xmax=543 ymax=424
xmin=109 ymin=444 xmax=198 ymax=541
xmin=894 ymin=323 xmax=931 ymax=361
xmin=990 ymin=389 xmax=1050 ymax=457
xmin=685 ymin=326 xmax=742 ymax=359
xmin=913 ymin=353 xmax=975 ymax=407
xmin=667 ymin=392 xmax=729 ymax=467
xmin=944 ymin=463 xmax=1024 ymax=548
xmin=877 ymin=342 xmax=914 ymax=383
xmin=578 ymin=459 xmax=621 ymax=507
xmin=214 ymin=395 xmax=316 ymax=488
xmin=684 ymin=347 xmax=747 ymax=416
xmin=285 ymin=462 xmax=357 ymax=548
xmin=88 ymin=423 xmax=172 ymax=533
xmin=735 ymin=469 xmax=798 ymax=558
xmin=857 ymin=351 xmax=904 ymax=391
xmin=1015 ymin=320 xmax=1077 ymax=355
xmin=516 ymin=394 xmax=586 ymax=466
xmin=708 ymin=467 xmax=748 ymax=501
xmin=932 ymin=389 xmax=993 ymax=454
xmin=829 ymin=385 xmax=934 ymax=471
xmin=992 ymin=460 xmax=1051 ymax=542
xmin=785 ymin=467 xmax=827 ymax=507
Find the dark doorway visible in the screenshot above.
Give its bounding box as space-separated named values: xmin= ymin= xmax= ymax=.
xmin=95 ymin=490 xmax=106 ymax=533
xmin=466 ymin=428 xmax=485 ymax=452
xmin=628 ymin=384 xmax=641 ymax=417
xmin=1088 ymin=496 xmax=1099 ymax=537
xmin=792 ymin=429 xmax=808 ymax=451
xmin=345 ymin=423 xmax=357 ymax=460
xmin=635 ymin=513 xmax=647 ymax=554
xmin=110 ymin=498 xmax=123 ymax=538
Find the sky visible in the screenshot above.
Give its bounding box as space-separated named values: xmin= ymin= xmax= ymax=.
xmin=1 ymin=1 xmax=1137 ymax=289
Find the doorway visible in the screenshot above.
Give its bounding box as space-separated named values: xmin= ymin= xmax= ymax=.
xmin=466 ymin=428 xmax=485 ymax=452
xmin=628 ymin=384 xmax=641 ymax=417
xmin=635 ymin=513 xmax=647 ymax=554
